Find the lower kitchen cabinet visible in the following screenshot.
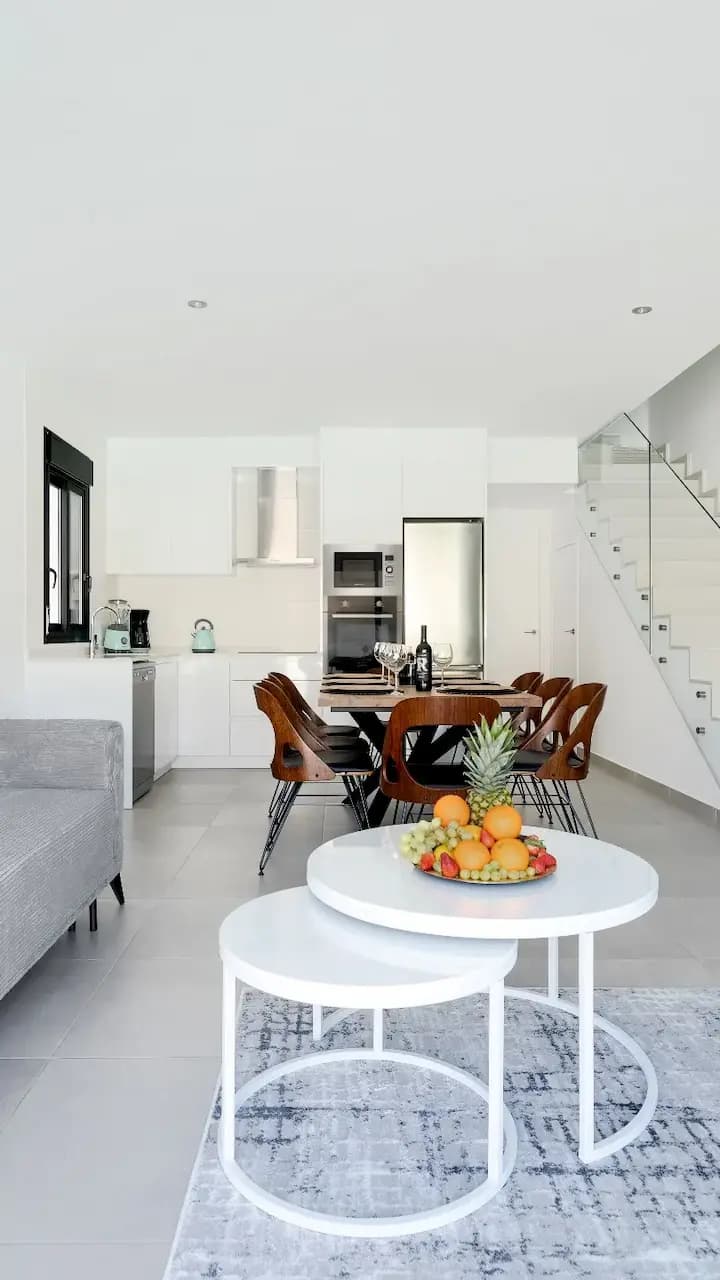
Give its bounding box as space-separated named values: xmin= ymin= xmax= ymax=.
xmin=178 ymin=658 xmax=230 ymax=757
xmin=154 ymin=661 xmax=179 ymax=778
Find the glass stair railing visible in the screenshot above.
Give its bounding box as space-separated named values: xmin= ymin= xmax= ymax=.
xmin=578 ymin=411 xmax=720 ymax=786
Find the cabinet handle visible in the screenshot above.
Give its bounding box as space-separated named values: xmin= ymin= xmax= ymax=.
xmin=563 ymin=628 xmax=576 ymax=635
xmin=331 ymin=613 xmax=394 ymax=620
xmin=523 ymin=629 xmax=538 ymax=635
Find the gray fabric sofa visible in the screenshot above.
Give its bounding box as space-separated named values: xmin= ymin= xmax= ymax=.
xmin=0 ymin=720 xmax=124 ymax=1002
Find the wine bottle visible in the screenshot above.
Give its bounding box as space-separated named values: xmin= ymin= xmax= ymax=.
xmin=415 ymin=625 xmax=433 ymax=692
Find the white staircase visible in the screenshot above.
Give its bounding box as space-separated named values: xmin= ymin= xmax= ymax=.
xmin=578 ymin=422 xmax=720 ymax=784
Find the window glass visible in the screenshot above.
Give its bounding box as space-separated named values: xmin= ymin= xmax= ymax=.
xmin=48 ymin=481 xmax=62 ymax=625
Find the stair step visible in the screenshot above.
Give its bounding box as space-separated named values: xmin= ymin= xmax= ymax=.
xmin=595 ymin=495 xmax=709 ymax=517
xmin=621 ymin=537 xmax=720 ymax=564
xmin=607 ymin=515 xmax=718 ymax=539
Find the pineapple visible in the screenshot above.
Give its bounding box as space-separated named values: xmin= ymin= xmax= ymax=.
xmin=463 ymin=716 xmax=518 ymax=824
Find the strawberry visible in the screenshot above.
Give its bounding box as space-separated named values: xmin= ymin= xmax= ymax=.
xmin=533 ymin=854 xmax=549 ymax=873
xmin=440 ymin=852 xmax=460 ymax=878
xmin=419 ymin=852 xmax=435 ymax=872
xmin=542 ymin=852 xmax=557 ymax=868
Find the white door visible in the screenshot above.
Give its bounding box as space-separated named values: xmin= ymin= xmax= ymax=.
xmin=551 ymin=541 xmax=578 ymax=679
xmin=484 ymin=509 xmax=543 ymax=684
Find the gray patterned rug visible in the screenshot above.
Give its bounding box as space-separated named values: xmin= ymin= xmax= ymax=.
xmin=165 ymin=990 xmax=720 ymax=1279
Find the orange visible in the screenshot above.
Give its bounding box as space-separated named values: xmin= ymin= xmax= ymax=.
xmin=433 ymin=794 xmax=471 ymax=827
xmin=454 ymin=841 xmax=491 ymax=872
xmin=493 ymin=838 xmax=530 ymax=872
xmin=483 ymin=805 xmax=523 ymax=841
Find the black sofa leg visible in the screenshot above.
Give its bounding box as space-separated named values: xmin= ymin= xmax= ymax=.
xmin=89 ymin=900 xmax=98 ymax=932
xmin=110 ymin=873 xmax=125 ymax=906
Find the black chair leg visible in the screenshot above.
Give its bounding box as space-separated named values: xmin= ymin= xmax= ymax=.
xmin=576 ymin=782 xmax=598 ymax=838
xmin=110 ymin=874 xmax=125 ymax=905
xmin=68 ymin=922 xmax=76 ymax=934
xmin=259 ymin=782 xmax=301 ymax=875
xmin=268 ymin=779 xmax=283 ymax=819
xmin=89 ymin=900 xmax=98 ymax=932
xmin=341 ymin=776 xmax=364 ymax=829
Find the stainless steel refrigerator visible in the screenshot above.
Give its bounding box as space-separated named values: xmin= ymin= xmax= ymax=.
xmin=403 ymin=518 xmax=484 ymax=668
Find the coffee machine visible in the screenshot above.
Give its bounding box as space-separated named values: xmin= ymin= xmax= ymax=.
xmin=130 ymin=609 xmax=151 ymax=652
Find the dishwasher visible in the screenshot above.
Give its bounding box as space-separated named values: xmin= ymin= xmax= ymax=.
xmin=132 ymin=662 xmax=156 ymax=802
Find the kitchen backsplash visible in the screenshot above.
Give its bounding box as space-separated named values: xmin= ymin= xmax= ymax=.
xmin=106 ymin=566 xmax=321 ymax=651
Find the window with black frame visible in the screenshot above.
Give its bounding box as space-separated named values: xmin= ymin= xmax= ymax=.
xmin=44 ymin=429 xmax=93 ymax=643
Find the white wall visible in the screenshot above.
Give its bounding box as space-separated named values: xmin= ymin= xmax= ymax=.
xmin=107 ymin=566 xmax=321 ymax=652
xmin=633 ymin=343 xmax=720 ymax=486
xmin=488 ymin=436 xmax=577 ymax=484
xmin=578 ymin=536 xmax=720 ymax=808
xmin=25 ymin=369 xmax=109 ymax=652
xmin=0 ymin=357 xmax=27 ymax=711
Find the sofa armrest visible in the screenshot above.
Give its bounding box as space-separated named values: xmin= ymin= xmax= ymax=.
xmin=0 ymin=720 xmax=124 ymax=796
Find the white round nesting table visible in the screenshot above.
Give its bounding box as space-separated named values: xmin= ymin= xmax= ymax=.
xmin=219 ymin=886 xmax=518 ymax=1237
xmin=307 ymin=824 xmax=660 ymax=1165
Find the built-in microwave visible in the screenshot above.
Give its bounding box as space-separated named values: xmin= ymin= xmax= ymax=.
xmin=324 ymin=595 xmax=401 ymax=673
xmin=323 ymin=544 xmax=402 ymax=596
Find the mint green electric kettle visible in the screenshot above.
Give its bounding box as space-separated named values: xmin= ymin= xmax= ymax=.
xmin=192 ymin=618 xmax=216 ymax=653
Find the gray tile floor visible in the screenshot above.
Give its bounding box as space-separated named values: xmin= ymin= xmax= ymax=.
xmin=0 ymin=762 xmax=717 ymax=1278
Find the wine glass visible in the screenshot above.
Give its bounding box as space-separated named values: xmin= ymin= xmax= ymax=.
xmin=386 ymin=644 xmax=410 ymax=691
xmin=434 ymin=642 xmax=454 ymax=688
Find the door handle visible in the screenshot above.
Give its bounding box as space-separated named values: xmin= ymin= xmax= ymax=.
xmin=564 ymin=628 xmax=576 ymax=635
xmin=523 ymin=629 xmax=538 ymax=635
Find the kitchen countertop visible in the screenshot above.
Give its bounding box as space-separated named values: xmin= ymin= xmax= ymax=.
xmin=27 ymin=646 xmax=320 ymax=663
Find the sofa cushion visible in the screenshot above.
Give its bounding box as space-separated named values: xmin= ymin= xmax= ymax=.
xmin=0 ymin=787 xmax=119 ymax=1001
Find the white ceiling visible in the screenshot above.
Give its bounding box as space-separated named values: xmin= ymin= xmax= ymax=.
xmin=4 ymin=1 xmax=720 ymax=437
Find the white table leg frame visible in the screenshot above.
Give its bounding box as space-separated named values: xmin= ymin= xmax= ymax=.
xmin=221 ymin=972 xmax=517 ymax=1238
xmin=312 ymin=932 xmax=658 ymax=1167
xmin=512 ymin=930 xmax=658 ymax=1164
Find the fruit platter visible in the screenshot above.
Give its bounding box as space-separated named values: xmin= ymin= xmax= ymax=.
xmin=399 ymin=716 xmax=557 ymax=884
xmin=400 ymin=795 xmax=557 ymax=884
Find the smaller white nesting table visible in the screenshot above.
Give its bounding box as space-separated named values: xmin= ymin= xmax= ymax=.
xmin=307 ymin=825 xmax=660 ymax=1165
xmin=219 ymin=886 xmax=518 ymax=1237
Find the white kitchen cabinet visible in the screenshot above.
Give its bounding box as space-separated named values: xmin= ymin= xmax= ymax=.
xmin=322 ymin=458 xmax=403 ymax=543
xmin=228 ymin=653 xmax=321 ymax=766
xmin=178 ymin=658 xmax=230 ymax=756
xmin=154 ymin=661 xmax=179 ymax=778
xmin=107 ymin=439 xmax=232 ymax=575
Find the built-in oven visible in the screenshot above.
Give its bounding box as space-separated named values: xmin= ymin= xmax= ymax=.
xmin=323 ymin=545 xmax=402 ymax=596
xmin=324 ymin=595 xmax=400 ymax=673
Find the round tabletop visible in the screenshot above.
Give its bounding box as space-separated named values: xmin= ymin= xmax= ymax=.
xmin=219 ymin=887 xmax=517 ymax=1008
xmin=306 ymin=825 xmax=659 ymax=940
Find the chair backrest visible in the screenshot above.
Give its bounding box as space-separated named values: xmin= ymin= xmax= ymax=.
xmin=524 ymin=682 xmax=607 ymax=781
xmin=267 ymin=671 xmax=324 ymax=731
xmin=518 ymin=675 xmax=574 ymax=741
xmin=511 ymin=671 xmax=543 ymax=694
xmin=380 ymin=695 xmax=502 ymax=804
xmin=253 ymin=681 xmax=336 ymax=782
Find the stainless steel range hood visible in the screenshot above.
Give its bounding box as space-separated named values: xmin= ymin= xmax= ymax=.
xmin=233 ymin=466 xmax=319 ymax=566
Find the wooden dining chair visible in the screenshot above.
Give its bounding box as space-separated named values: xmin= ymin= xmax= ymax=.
xmin=380 ymin=695 xmax=502 ymax=816
xmin=254 ymin=681 xmax=375 ymax=873
xmin=511 ymin=682 xmax=607 ymax=837
xmin=511 ymin=671 xmax=544 ymax=694
xmin=267 ymin=672 xmax=361 ymax=745
xmin=515 ymin=675 xmax=574 ymax=744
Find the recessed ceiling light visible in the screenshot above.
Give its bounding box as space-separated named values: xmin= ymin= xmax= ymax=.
xmin=187 ymin=299 xmax=207 ymax=309
xmin=631 ymin=305 xmax=653 ymax=315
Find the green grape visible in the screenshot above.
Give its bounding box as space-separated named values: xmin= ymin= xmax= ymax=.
xmin=417 ymin=820 xmax=430 ymax=832
xmin=479 ymin=869 xmax=491 ymax=882
xmin=459 ymin=869 xmax=471 ymax=881
xmin=498 ymin=868 xmax=508 ymax=880
xmin=431 ymin=817 xmax=442 ymax=829
xmin=412 ymin=853 xmax=422 ymax=865
xmin=509 ymin=870 xmax=520 ymax=881
xmin=433 ymin=860 xmax=442 ymax=873
xmin=490 ymin=871 xmax=501 ymax=882
xmin=470 ymin=869 xmax=482 ymax=881
xmin=526 ymin=866 xmax=536 ymax=877
xmin=487 ymin=860 xmax=499 ymax=872
xmin=447 ymin=838 xmax=458 ymax=850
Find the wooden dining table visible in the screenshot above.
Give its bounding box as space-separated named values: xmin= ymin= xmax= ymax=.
xmin=318 ymin=676 xmax=543 ymax=826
